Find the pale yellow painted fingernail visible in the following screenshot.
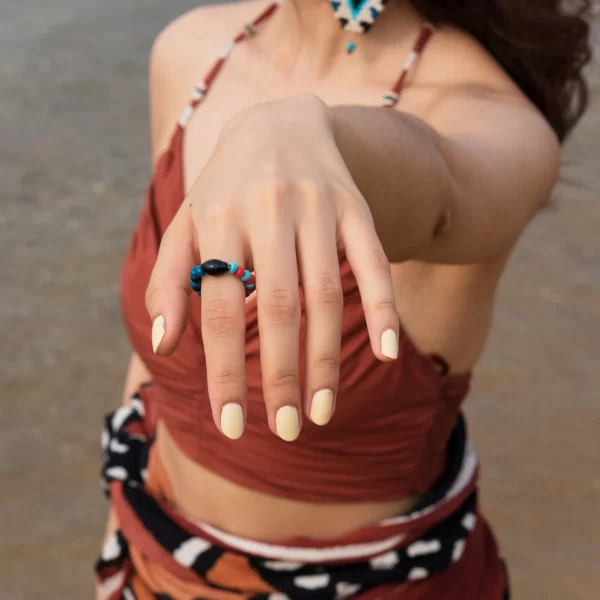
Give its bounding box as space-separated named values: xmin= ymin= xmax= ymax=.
xmin=221 ymin=403 xmax=244 ymax=440
xmin=275 ymin=406 xmax=300 ymax=441
xmin=381 ymin=328 xmax=399 ymax=359
xmin=310 ymin=389 xmax=334 ymax=426
xmin=151 ymin=315 xmax=165 ymax=353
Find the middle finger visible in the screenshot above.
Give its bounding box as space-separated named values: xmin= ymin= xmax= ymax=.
xmin=252 ymin=191 xmax=302 ymax=441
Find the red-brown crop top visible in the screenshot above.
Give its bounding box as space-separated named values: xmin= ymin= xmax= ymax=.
xmin=120 ymin=7 xmax=472 ymax=502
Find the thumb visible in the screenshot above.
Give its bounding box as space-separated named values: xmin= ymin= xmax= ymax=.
xmin=145 ymin=210 xmax=196 ymax=355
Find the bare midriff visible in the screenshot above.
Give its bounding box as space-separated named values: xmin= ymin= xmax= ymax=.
xmin=156 ymin=420 xmax=418 ymax=542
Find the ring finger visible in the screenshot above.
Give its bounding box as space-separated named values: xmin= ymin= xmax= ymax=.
xmin=297 ymin=207 xmax=342 ymax=426
xmin=198 ymin=221 xmax=248 ymax=440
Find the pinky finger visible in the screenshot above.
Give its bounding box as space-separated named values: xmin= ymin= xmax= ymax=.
xmin=341 ymin=214 xmax=400 ymax=361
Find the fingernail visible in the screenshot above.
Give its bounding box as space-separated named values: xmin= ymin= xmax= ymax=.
xmin=275 ymin=406 xmax=300 ymax=442
xmin=152 ymin=315 xmax=165 ymax=353
xmin=310 ymin=389 xmax=334 ymax=426
xmin=381 ymin=329 xmax=399 ymax=359
xmin=221 ymin=403 xmax=244 ymax=440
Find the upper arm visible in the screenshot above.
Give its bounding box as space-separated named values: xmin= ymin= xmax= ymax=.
xmin=148 ymin=9 xmax=208 ymax=163
xmin=414 ymin=29 xmax=561 ymax=264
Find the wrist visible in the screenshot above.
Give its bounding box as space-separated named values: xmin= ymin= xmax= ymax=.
xmin=222 ymin=94 xmax=335 ymax=147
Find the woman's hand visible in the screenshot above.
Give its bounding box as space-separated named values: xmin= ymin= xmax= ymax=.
xmin=146 ymin=94 xmax=399 ymax=441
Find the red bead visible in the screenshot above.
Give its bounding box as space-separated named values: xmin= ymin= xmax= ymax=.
xmin=245 ymin=273 xmax=255 ymax=284
xmin=234 ymin=266 xmax=245 ymax=279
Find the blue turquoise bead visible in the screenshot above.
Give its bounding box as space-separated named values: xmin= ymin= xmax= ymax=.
xmin=240 ymin=270 xmax=252 ymax=282
xmin=228 ymin=262 xmax=238 ymax=274
xmin=190 ymin=265 xmax=205 ymax=280
xmin=190 ymin=278 xmax=202 ymax=291
xmin=245 ymin=282 xmax=256 ymax=290
xmin=346 ymin=41 xmax=356 ymax=54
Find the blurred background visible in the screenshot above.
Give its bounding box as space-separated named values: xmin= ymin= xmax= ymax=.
xmin=1 ymin=1 xmax=599 ymax=598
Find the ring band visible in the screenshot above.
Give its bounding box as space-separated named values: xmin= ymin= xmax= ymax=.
xmin=190 ymin=259 xmax=256 ymax=297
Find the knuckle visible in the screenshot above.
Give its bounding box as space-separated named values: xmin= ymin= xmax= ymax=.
xmin=335 ymin=185 xmax=364 ymax=215
xmin=371 ymin=247 xmax=391 ymax=274
xmin=252 ymin=178 xmax=292 ymax=213
xmin=372 ymin=299 xmax=397 ymax=315
xmin=262 ymin=287 xmax=299 ymax=325
xmin=296 ymin=177 xmax=324 ymax=199
xmin=264 ymin=177 xmax=292 ymax=198
xmin=203 ymin=201 xmax=236 ymax=227
xmin=203 ymin=298 xmax=240 ymax=336
xmin=212 ymin=369 xmax=244 ymax=387
xmin=299 ymin=181 xmax=333 ymax=220
xmin=343 ymin=203 xmax=375 ymax=230
xmin=267 ymin=370 xmax=300 ymax=392
xmin=314 ymin=274 xmax=343 ymax=309
xmin=144 ymin=285 xmax=158 ymax=312
xmin=145 ymin=283 xmax=166 ymax=313
xmin=313 ymin=355 xmax=339 ymax=373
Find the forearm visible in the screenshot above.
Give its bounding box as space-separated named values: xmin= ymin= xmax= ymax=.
xmin=332 ymin=100 xmax=559 ymax=265
xmin=122 ymin=352 xmax=152 ymax=404
xmin=332 ymin=106 xmax=454 ymax=263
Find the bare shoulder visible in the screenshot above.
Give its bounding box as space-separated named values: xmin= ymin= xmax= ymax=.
xmin=415 ymin=24 xmax=529 ymax=104
xmin=414 ymin=22 xmax=559 ymax=174
xmin=152 ymin=0 xmax=268 ymax=56
xmin=148 ymin=0 xmax=270 ymax=159
xmin=403 ymin=25 xmax=560 ymax=270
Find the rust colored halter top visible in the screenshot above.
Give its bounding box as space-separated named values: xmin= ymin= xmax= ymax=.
xmin=120 ymin=5 xmax=472 ymax=502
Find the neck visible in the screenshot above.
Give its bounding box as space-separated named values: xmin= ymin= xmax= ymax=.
xmin=264 ymin=0 xmax=419 ymax=78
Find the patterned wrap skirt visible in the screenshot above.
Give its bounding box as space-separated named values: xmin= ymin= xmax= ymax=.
xmin=96 ymin=387 xmax=509 ymax=600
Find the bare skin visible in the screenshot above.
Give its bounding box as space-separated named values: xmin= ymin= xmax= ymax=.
xmin=101 ymin=0 xmax=560 ymax=560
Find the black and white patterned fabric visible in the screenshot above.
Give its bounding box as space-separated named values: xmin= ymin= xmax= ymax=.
xmin=96 ymin=393 xmax=494 ymax=600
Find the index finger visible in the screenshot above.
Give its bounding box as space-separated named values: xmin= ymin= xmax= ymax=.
xmin=145 ymin=209 xmax=196 ymax=355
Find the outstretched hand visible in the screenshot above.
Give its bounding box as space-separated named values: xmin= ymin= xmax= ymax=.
xmin=146 ymin=94 xmax=399 ymax=441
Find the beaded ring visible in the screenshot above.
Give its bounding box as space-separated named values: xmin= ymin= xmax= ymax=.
xmin=190 ymin=259 xmax=256 ymax=297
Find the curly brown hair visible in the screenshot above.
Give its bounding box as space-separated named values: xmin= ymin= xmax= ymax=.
xmin=412 ymin=0 xmax=593 ymax=142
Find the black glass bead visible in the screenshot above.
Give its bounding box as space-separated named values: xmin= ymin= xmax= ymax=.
xmin=201 ymin=259 xmax=230 ymax=276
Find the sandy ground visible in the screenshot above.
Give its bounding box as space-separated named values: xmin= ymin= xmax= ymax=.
xmin=1 ymin=1 xmax=599 ymax=598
